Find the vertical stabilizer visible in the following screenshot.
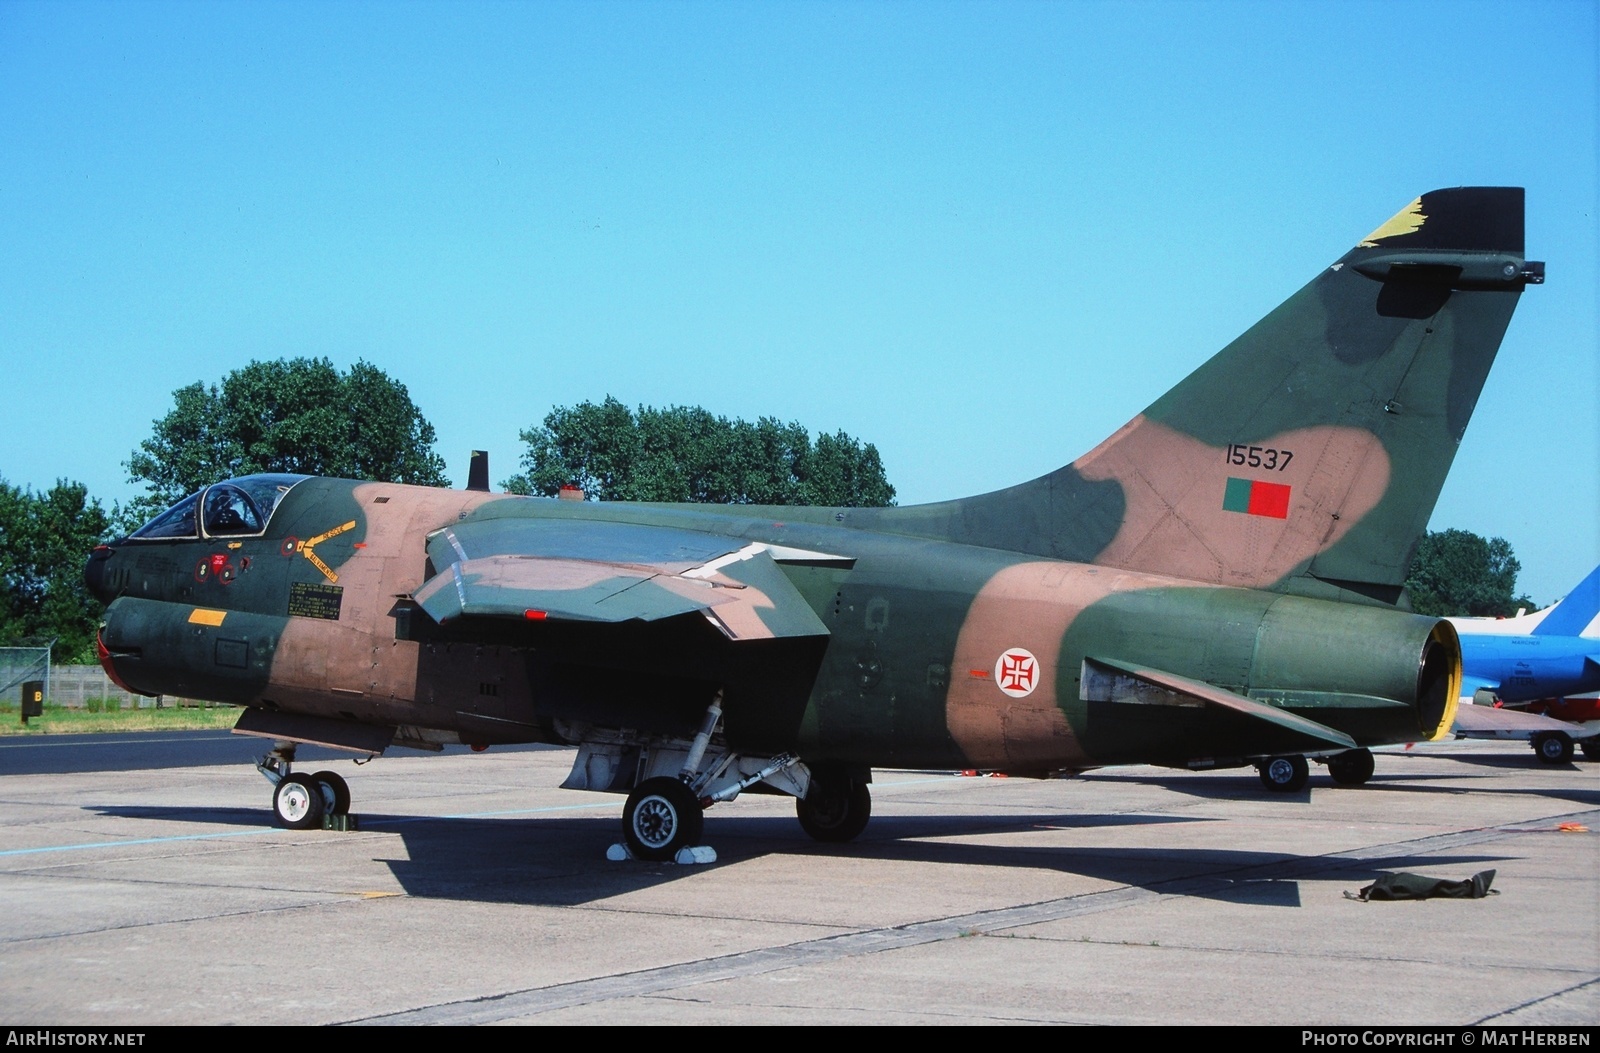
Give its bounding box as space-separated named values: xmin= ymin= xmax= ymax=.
xmin=1532 ymin=564 xmax=1600 ymax=638
xmin=867 ymin=188 xmax=1541 ymax=605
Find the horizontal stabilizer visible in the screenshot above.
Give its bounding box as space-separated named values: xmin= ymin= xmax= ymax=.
xmin=1083 ymin=657 xmax=1358 ymax=752
xmin=1453 ymin=704 xmax=1588 ymax=736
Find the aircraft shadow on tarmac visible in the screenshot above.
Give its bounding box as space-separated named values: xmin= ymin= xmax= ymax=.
xmin=1085 ymin=768 xmax=1600 ymax=809
xmin=375 ymin=812 xmax=1515 ymax=911
xmin=90 ymin=804 xmax=274 ymax=828
xmin=1434 ymin=752 xmax=1596 ymax=773
xmin=86 ymin=802 xmax=1514 ymax=911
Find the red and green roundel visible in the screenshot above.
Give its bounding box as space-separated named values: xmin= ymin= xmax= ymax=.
xmin=1223 ymin=477 xmax=1291 ymax=519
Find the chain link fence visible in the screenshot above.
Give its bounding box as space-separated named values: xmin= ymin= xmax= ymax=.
xmin=0 ymin=646 xmax=50 ymax=706
xmin=0 ymin=650 xmax=215 ymax=708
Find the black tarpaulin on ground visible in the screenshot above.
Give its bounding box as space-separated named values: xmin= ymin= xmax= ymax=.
xmin=1345 ymin=869 xmax=1498 ymax=901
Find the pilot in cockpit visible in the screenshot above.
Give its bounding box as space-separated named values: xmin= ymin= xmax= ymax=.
xmin=203 ymin=486 xmax=261 ymax=535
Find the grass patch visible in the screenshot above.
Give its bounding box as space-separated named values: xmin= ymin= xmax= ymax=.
xmin=0 ymin=702 xmax=240 ymax=735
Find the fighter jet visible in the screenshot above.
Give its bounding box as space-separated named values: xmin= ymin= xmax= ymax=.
xmin=1449 ymin=563 xmax=1600 ymax=763
xmin=87 ymin=187 xmax=1543 ymax=860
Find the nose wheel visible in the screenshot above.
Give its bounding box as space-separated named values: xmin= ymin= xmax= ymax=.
xmin=273 ymin=774 xmax=325 ymax=829
xmin=259 ymin=744 xmax=354 ymax=828
xmin=310 ymin=770 xmax=351 ymax=815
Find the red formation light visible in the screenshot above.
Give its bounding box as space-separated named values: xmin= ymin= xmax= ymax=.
xmin=524 ymin=610 xmax=547 ymax=621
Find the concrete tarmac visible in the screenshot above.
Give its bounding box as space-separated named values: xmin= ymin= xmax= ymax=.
xmin=0 ymin=734 xmax=1595 ymax=1026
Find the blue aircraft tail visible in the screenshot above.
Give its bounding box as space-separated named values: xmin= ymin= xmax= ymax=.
xmin=1532 ymin=564 xmax=1600 ymax=638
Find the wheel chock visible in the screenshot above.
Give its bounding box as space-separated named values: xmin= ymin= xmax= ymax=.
xmin=605 ymin=842 xmax=717 ymax=864
xmin=674 ymin=845 xmax=717 ymax=865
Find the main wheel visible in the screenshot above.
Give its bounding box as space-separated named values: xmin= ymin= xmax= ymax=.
xmin=1257 ymin=755 xmax=1309 ymax=793
xmin=622 ymin=777 xmax=703 ymax=861
xmin=796 ymin=769 xmax=871 ymax=843
xmin=274 ymin=774 xmax=326 ymax=829
xmin=1532 ymin=732 xmax=1574 ymax=764
xmin=311 ymin=770 xmax=351 ymax=815
xmin=1580 ymin=738 xmax=1600 ymax=761
xmin=1326 ymin=748 xmax=1375 ymax=786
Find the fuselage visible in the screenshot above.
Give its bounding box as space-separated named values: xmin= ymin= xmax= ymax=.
xmin=1451 ymin=631 xmax=1600 ymax=705
xmin=90 ymin=475 xmax=1458 ymax=773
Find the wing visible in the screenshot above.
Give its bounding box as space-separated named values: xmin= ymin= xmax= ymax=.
xmin=414 ymin=517 xmax=845 ymax=640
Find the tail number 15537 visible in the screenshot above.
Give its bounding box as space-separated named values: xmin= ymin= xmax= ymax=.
xmin=1225 ymin=444 xmax=1294 ymax=471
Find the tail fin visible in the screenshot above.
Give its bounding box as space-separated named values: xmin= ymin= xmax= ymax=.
xmin=870 ymin=187 xmax=1541 ymax=604
xmin=1532 ymin=564 xmax=1600 ymax=638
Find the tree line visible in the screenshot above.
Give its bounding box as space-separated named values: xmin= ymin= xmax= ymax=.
xmin=2 ymin=358 xmax=895 ymax=661
xmin=0 ymin=356 xmax=1540 ymax=663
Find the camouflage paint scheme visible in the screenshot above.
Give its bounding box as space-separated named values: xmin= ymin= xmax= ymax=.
xmin=88 ymin=188 xmax=1542 ymax=852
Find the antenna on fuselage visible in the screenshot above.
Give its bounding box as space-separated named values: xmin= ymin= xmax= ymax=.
xmin=467 ymin=450 xmax=490 ymax=492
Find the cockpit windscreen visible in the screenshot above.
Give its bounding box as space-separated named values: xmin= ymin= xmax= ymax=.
xmin=128 ymin=474 xmax=308 ymax=540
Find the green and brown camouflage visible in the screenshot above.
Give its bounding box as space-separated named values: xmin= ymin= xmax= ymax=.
xmin=88 ymin=187 xmax=1542 ymax=856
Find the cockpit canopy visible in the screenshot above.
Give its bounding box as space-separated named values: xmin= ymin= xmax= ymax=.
xmin=128 ymin=474 xmax=309 ymax=540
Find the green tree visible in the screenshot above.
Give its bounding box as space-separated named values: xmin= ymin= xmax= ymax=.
xmin=124 ymin=358 xmax=449 ymax=526
xmin=0 ymin=477 xmax=111 ymax=662
xmin=503 ymin=397 xmax=896 ymax=507
xmin=1405 ymin=528 xmax=1534 ymax=617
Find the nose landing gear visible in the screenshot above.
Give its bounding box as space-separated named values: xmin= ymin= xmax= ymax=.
xmin=258 ymin=744 xmax=354 ymax=829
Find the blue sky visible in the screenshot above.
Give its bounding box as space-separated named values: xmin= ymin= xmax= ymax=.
xmin=1 ymin=0 xmax=1595 ymax=604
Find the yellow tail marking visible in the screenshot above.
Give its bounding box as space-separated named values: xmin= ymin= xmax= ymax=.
xmin=1359 ymin=196 xmax=1427 ymax=247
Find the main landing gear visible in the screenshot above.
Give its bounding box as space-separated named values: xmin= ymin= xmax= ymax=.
xmin=1324 ymin=748 xmax=1376 ymax=786
xmin=1256 ymin=748 xmax=1376 ymax=792
xmin=622 ymin=777 xmax=704 ymax=861
xmin=795 ymin=766 xmax=872 ymax=843
xmin=613 ymin=762 xmax=873 ymax=861
xmin=258 ymin=743 xmax=352 ymax=829
xmin=568 ymin=695 xmax=876 ymax=862
xmin=1256 ymin=754 xmax=1309 ymax=792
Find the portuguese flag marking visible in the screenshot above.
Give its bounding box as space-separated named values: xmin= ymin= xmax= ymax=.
xmin=1223 ymin=477 xmax=1291 ymax=519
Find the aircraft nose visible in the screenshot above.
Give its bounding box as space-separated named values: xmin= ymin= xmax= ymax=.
xmin=85 ymin=544 xmax=116 ymax=603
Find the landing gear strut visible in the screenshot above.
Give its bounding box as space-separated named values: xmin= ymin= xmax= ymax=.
xmin=576 ymin=691 xmax=836 ymax=860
